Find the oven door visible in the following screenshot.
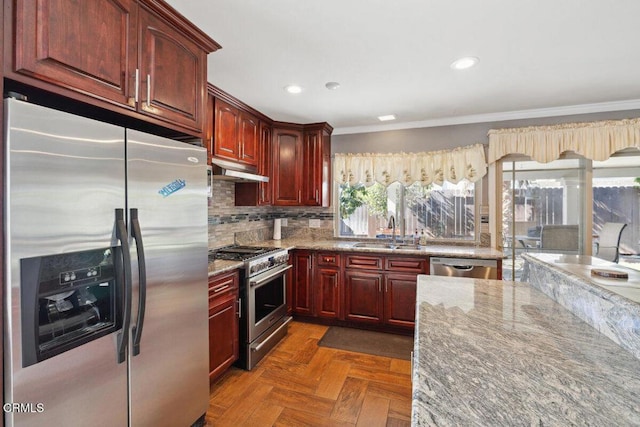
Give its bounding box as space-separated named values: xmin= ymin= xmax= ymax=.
xmin=248 ymin=263 xmax=291 ymax=342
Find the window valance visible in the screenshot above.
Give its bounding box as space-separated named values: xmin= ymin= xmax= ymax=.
xmin=334 ymin=143 xmax=486 ymax=187
xmin=488 ymin=118 xmax=640 ymax=164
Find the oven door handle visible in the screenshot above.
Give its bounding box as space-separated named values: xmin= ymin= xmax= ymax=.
xmin=252 ymin=316 xmax=293 ymax=352
xmin=249 ymin=264 xmax=292 ymax=289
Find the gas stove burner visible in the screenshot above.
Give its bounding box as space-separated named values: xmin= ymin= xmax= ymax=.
xmin=210 ymin=245 xmax=290 ymax=278
xmin=210 ymin=245 xmax=283 ymax=262
xmin=217 ymin=246 xmax=269 ymax=255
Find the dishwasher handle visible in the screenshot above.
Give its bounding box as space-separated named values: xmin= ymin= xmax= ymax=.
xmin=447 ymin=264 xmax=473 ymax=271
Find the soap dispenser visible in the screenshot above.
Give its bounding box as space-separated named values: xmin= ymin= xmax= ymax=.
xmin=419 ymin=229 xmax=427 ymax=246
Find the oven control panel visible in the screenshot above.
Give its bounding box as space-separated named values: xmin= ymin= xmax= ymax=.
xmin=247 ymin=250 xmax=289 ymax=276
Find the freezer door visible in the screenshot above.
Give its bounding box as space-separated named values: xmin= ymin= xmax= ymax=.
xmin=4 ymin=99 xmax=128 ymax=427
xmin=126 ymin=130 xmax=209 ymax=426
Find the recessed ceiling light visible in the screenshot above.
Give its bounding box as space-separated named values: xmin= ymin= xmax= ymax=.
xmin=284 ymin=84 xmax=303 ymax=94
xmin=450 ymin=56 xmax=479 ymax=70
xmin=378 ymin=114 xmax=396 ymax=121
xmin=325 ymin=81 xmax=340 ymax=90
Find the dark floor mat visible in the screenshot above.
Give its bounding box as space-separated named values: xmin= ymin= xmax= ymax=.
xmin=317 ymin=326 xmax=413 ymax=360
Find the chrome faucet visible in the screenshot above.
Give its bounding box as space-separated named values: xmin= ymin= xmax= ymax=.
xmin=388 ymin=215 xmax=397 ymax=245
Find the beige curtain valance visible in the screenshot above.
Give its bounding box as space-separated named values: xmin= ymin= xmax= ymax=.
xmin=334 ymin=143 xmax=486 ymax=187
xmin=488 ymin=118 xmax=640 ymax=164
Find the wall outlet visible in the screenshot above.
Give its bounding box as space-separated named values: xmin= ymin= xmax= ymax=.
xmin=309 ymin=219 xmax=321 ymax=228
xmin=281 ymin=218 xmax=288 ymax=226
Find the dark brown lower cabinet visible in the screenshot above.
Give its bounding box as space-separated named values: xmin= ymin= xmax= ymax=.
xmin=292 ymin=250 xmax=314 ymax=315
xmin=384 ymin=273 xmax=419 ymax=328
xmin=208 ymin=270 xmax=239 ymax=382
xmin=344 ymin=270 xmax=384 ymax=324
xmin=315 ymin=267 xmax=341 ymax=319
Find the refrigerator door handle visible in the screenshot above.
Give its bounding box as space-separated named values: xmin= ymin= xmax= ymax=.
xmin=130 ymin=208 xmax=147 ymax=356
xmin=115 ymin=208 xmax=132 ymax=364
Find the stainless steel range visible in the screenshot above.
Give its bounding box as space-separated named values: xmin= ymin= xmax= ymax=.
xmin=211 ymin=245 xmax=292 ymax=370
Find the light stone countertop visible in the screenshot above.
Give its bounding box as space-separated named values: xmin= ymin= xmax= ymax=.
xmin=207 ymin=259 xmax=243 ymax=277
xmin=207 ymin=239 xmax=504 ymax=276
xmin=246 ymin=238 xmax=505 ymax=259
xmin=523 ymin=253 xmax=640 ymax=361
xmin=524 ymin=253 xmax=640 ymax=304
xmin=411 ymin=275 xmax=640 ymax=426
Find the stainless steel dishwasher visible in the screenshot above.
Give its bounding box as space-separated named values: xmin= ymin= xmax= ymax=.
xmin=430 ymin=257 xmax=498 ymax=279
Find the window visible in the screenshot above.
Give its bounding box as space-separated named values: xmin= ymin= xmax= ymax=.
xmin=501 ymin=152 xmax=640 ymax=280
xmin=593 ymin=155 xmax=640 ymax=256
xmin=337 ymin=180 xmax=476 ymax=241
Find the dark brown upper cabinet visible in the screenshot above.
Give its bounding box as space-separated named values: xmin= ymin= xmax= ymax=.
xmin=272 ymin=126 xmax=304 ymax=206
xmin=7 ymin=0 xmax=219 ymax=137
xmin=212 ymin=98 xmax=259 ymax=167
xmin=235 ymin=120 xmax=273 ymax=206
xmin=272 ymin=123 xmax=332 ymax=207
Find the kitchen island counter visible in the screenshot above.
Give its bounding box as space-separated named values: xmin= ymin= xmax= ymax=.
xmin=412 ymin=275 xmax=640 ymax=426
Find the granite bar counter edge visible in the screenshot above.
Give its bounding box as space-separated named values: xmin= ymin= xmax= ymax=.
xmin=522 ymin=253 xmax=640 ymax=360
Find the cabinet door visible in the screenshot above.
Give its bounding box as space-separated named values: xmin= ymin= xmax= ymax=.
xmin=138 ymin=3 xmax=207 ymax=132
xmin=213 ymin=98 xmax=240 ymax=160
xmin=14 ymin=0 xmax=138 ymax=107
xmin=272 ymin=128 xmax=303 ymax=205
xmin=208 ymin=294 xmax=239 ymax=381
xmin=384 ymin=273 xmax=418 ymax=329
xmin=316 ymin=267 xmax=341 ymax=319
xmin=293 ymin=251 xmax=313 ymax=315
xmin=302 ymin=129 xmax=321 ymax=206
xmin=238 ymin=111 xmax=259 ymax=166
xmin=344 ymin=270 xmax=383 ymax=324
xmin=205 ymin=93 xmax=215 ymax=162
xmin=258 ymin=121 xmax=272 ymax=205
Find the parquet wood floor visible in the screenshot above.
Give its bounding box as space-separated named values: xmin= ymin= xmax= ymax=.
xmin=206 ymin=321 xmax=413 ymax=426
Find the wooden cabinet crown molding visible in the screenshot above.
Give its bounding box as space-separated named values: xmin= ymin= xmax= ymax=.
xmin=5 ymin=0 xmax=219 ymax=139
xmin=208 ymin=84 xmax=271 ymax=124
xmin=139 ymin=0 xmax=221 ymax=52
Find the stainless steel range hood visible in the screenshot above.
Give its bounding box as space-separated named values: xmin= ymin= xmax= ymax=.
xmin=210 ymin=158 xmax=269 ymax=183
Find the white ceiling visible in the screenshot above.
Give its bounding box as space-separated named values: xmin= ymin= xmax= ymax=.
xmin=166 ymin=0 xmax=640 ymax=134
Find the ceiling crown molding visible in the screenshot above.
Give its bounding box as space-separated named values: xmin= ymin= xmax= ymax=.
xmin=332 ymin=99 xmax=640 ymax=136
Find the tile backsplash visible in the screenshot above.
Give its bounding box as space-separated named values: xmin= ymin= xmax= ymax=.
xmin=208 ymin=180 xmax=490 ymax=249
xmin=208 ymin=180 xmax=333 ymax=249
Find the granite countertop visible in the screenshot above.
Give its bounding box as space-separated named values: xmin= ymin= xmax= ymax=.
xmin=247 ymin=238 xmax=505 ymax=259
xmin=208 ymin=238 xmax=504 ymax=276
xmin=207 ymin=259 xmax=243 ymax=277
xmin=411 ymin=275 xmax=640 ymax=426
xmin=523 ymin=253 xmax=640 ymax=304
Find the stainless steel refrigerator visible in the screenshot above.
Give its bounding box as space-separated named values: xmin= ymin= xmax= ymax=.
xmin=3 ymin=98 xmax=210 ymax=426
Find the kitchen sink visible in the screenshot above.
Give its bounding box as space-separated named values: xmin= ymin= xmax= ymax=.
xmin=394 ymin=244 xmax=422 ymax=250
xmin=352 ymin=242 xmax=423 ymax=250
xmin=352 ymin=242 xmax=396 ymax=249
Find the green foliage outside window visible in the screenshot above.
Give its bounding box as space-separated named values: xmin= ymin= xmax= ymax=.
xmin=339 ymin=183 xmax=388 ymax=219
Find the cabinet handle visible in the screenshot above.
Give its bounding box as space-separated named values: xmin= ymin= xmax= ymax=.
xmin=261 ymin=186 xmax=265 ymax=201
xmin=316 ymin=189 xmax=319 ymax=202
xmin=146 ymin=74 xmax=151 ymax=108
xmin=385 ymin=283 xmax=388 ymax=292
xmin=134 ymin=69 xmax=140 ymax=103
xmin=213 ymin=284 xmax=230 ymax=293
xmin=237 ymin=298 xmax=242 ymax=318
xmin=299 ymin=190 xmax=302 ymax=202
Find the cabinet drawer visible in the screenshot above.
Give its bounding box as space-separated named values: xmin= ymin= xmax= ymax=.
xmin=317 ymin=252 xmax=341 ymax=267
xmin=208 ymin=270 xmax=239 ymax=309
xmin=385 ymin=257 xmax=427 ymax=273
xmin=209 ymin=270 xmax=239 ymax=292
xmin=209 ymin=291 xmax=237 ymax=317
xmin=345 ymin=255 xmax=383 ymax=270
